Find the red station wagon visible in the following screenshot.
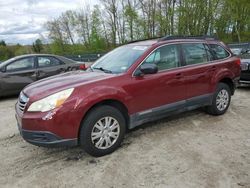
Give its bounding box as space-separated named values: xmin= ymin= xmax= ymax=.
xmin=15 ymin=36 xmax=241 ymax=156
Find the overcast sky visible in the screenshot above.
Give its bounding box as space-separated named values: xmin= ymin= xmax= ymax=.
xmin=0 ymin=0 xmax=98 ymax=45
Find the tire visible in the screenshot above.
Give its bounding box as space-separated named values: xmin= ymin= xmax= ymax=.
xmin=79 ymin=105 xmax=126 ymax=157
xmin=206 ymin=83 xmax=231 ymax=115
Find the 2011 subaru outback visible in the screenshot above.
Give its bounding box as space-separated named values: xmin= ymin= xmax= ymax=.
xmin=15 ymin=36 xmax=241 ymax=157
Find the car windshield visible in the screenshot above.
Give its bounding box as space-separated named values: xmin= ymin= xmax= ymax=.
xmin=90 ymin=45 xmax=149 ymax=74
xmin=0 ymin=57 xmax=18 ymax=67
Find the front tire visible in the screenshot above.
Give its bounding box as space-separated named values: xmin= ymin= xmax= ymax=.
xmin=79 ymin=105 xmax=126 ymax=157
xmin=206 ymin=83 xmax=231 ymax=115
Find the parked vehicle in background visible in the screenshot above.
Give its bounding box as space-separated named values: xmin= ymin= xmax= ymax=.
xmin=0 ymin=54 xmax=86 ymax=97
xmin=230 ymin=48 xmax=244 ymax=56
xmin=240 ymin=59 xmax=250 ymax=84
xmin=15 ymin=36 xmax=241 ymax=157
xmin=229 ymin=48 xmax=250 ymax=84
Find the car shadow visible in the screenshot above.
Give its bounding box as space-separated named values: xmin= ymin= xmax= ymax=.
xmin=0 ymin=95 xmax=18 ymax=102
xmin=238 ymin=85 xmax=250 ymax=91
xmin=16 ymin=108 xmax=205 ymax=162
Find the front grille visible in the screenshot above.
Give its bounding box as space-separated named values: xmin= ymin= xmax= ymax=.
xmin=18 ymin=92 xmax=29 ymax=113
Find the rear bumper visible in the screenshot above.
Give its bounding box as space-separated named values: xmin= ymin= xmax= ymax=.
xmin=19 ymin=128 xmax=78 ymax=147
xmin=239 ymin=80 xmax=250 ymax=84
xmin=240 ymin=72 xmax=250 ymax=84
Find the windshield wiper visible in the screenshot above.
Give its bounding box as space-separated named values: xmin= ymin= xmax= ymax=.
xmin=93 ymin=67 xmax=113 ymax=73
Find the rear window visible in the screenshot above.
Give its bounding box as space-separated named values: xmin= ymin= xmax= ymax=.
xmin=209 ymin=44 xmax=230 ymax=60
xmin=38 ymin=56 xmax=62 ymax=68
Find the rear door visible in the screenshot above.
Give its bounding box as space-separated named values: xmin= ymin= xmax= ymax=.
xmin=36 ymin=56 xmax=66 ymax=80
xmin=1 ymin=56 xmax=36 ymax=94
xmin=180 ymin=43 xmax=215 ymax=106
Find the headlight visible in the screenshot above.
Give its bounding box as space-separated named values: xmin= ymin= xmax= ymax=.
xmin=27 ymin=88 xmax=74 ymax=112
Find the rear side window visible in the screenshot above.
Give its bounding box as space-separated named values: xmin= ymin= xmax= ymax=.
xmin=182 ymin=43 xmax=208 ymax=65
xmin=143 ymin=44 xmax=180 ymax=71
xmin=208 ymin=44 xmax=230 ymax=60
xmin=38 ymin=56 xmax=62 ymax=68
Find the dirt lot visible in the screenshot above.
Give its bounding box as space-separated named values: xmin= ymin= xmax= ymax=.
xmin=0 ymin=88 xmax=250 ymax=188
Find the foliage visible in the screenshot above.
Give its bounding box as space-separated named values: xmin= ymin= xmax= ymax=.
xmin=0 ymin=40 xmax=6 ymax=46
xmin=45 ymin=0 xmax=250 ymax=48
xmin=1 ymin=0 xmax=250 ymax=61
xmin=32 ymin=39 xmax=43 ymax=53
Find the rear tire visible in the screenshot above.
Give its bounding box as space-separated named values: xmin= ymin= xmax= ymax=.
xmin=79 ymin=105 xmax=126 ymax=157
xmin=206 ymin=83 xmax=231 ymax=115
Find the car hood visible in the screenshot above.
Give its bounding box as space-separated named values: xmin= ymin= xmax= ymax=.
xmin=23 ymin=71 xmax=115 ymax=99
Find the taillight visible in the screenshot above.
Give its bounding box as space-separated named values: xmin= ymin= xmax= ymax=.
xmin=79 ymin=64 xmax=86 ymax=70
xmin=235 ymin=59 xmax=241 ymax=66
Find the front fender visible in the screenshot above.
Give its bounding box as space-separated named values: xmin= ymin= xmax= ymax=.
xmin=74 ymin=85 xmax=130 ymax=121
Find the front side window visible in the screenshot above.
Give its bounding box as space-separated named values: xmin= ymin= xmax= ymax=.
xmin=182 ymin=43 xmax=208 ymax=65
xmin=6 ymin=57 xmax=35 ymax=72
xmin=209 ymin=44 xmax=230 ymax=60
xmin=142 ymin=44 xmax=180 ymax=71
xmin=38 ymin=57 xmax=62 ymax=68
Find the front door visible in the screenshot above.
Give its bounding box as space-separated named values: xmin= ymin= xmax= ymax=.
xmin=1 ymin=57 xmax=36 ymax=95
xmin=128 ymin=44 xmax=187 ymax=117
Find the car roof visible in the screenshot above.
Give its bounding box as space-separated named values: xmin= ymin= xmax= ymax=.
xmin=12 ymin=54 xmax=63 ymax=58
xmin=0 ymin=54 xmax=76 ymax=68
xmin=127 ymin=36 xmax=220 ymax=47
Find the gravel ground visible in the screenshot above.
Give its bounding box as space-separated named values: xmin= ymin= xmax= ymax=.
xmin=0 ymin=87 xmax=250 ymax=188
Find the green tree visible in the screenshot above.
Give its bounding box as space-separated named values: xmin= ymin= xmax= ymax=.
xmin=32 ymin=39 xmax=43 ymax=53
xmin=124 ymin=1 xmax=138 ymax=41
xmin=0 ymin=40 xmax=6 ymax=46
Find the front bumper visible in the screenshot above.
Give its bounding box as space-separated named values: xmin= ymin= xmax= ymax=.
xmin=18 ymin=128 xmax=78 ymax=147
xmin=15 ymin=97 xmax=82 ymax=148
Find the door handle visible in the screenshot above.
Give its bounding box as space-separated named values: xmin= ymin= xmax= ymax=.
xmin=175 ymin=73 xmax=183 ymax=79
xmin=36 ymin=70 xmax=40 ymax=77
xmin=31 ymin=71 xmax=38 ymax=78
xmin=59 ymin=68 xmax=66 ymax=72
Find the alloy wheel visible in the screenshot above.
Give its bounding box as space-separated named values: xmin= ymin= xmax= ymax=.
xmin=216 ymin=89 xmax=229 ymax=111
xmin=91 ymin=116 xmax=120 ymax=149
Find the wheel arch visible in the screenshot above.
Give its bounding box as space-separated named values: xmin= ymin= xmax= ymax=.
xmin=218 ymin=77 xmax=234 ymax=95
xmin=77 ymin=99 xmax=129 ymax=143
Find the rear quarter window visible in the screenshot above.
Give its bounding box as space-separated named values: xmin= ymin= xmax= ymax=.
xmin=209 ymin=44 xmax=230 ymax=60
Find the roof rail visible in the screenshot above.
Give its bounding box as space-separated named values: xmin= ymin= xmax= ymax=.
xmin=158 ymin=35 xmax=218 ymax=41
xmin=127 ymin=37 xmax=161 ymax=44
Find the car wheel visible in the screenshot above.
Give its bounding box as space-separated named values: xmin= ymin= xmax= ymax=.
xmin=206 ymin=83 xmax=231 ymax=115
xmin=79 ymin=105 xmax=126 ymax=157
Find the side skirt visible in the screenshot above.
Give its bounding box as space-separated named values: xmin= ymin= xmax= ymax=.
xmin=128 ymin=94 xmax=213 ymax=129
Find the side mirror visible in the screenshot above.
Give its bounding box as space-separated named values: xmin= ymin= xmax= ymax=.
xmin=134 ymin=64 xmax=158 ymax=77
